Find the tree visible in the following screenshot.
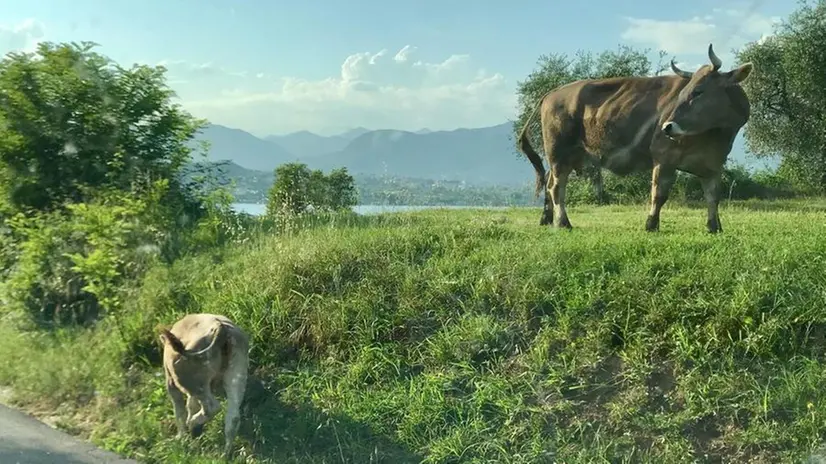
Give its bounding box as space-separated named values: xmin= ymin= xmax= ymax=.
xmin=512 ymin=45 xmax=668 ymax=200
xmin=307 ymin=168 xmax=329 ymax=211
xmin=267 ymin=162 xmax=312 ymax=215
xmin=326 ymin=167 xmax=358 ymax=211
xmin=0 ymin=41 xmax=207 ymax=213
xmin=0 ymin=41 xmax=228 ymax=326
xmin=735 ymin=0 xmax=826 ymax=191
xmin=266 ymin=163 xmax=358 ymax=216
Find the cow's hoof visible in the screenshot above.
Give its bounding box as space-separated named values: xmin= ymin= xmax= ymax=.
xmin=540 ymin=214 xmax=553 ymax=226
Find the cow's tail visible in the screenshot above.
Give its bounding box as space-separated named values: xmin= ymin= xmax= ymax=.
xmin=517 ymin=97 xmax=548 ymax=199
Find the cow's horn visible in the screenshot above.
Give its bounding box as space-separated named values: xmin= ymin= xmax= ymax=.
xmin=670 ymin=59 xmax=693 ymax=79
xmin=708 ymin=43 xmax=722 ymax=70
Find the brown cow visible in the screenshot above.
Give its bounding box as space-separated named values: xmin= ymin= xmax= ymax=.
xmin=159 ymin=313 xmax=250 ymax=460
xmin=517 ymin=44 xmax=753 ymax=233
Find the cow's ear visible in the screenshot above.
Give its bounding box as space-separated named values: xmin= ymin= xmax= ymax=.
xmin=726 ymin=62 xmax=753 ymax=84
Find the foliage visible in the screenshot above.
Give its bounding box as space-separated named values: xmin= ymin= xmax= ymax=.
xmin=0 ymin=182 xmax=168 ymax=326
xmin=0 ymin=41 xmax=241 ymax=328
xmin=736 ymin=0 xmax=826 ymax=191
xmin=0 ymin=179 xmax=250 ymax=328
xmin=4 ymin=203 xmax=826 ymax=462
xmin=266 ymin=163 xmax=311 ymax=215
xmin=266 ymin=162 xmax=358 ymax=216
xmin=561 ymin=164 xmax=797 ymax=206
xmin=326 ymin=167 xmax=359 ymax=210
xmin=0 ymin=41 xmax=207 ymax=214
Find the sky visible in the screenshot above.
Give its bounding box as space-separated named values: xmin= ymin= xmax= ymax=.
xmin=0 ymin=0 xmax=796 ymax=138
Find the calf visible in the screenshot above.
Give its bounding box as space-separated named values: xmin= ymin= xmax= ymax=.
xmin=159 ymin=313 xmax=250 ymax=460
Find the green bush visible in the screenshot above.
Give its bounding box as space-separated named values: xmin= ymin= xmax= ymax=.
xmin=0 ymin=183 xmax=170 ymax=326
xmin=561 ymin=163 xmax=800 ymax=207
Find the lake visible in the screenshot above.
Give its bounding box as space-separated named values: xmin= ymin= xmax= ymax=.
xmin=231 ymin=203 xmax=511 ymax=216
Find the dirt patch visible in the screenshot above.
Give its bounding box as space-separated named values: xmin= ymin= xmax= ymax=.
xmin=0 ymin=386 xmax=94 ymax=437
xmin=0 ymin=386 xmax=12 ymax=404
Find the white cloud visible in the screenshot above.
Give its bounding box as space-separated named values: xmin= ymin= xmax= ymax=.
xmin=394 ymin=45 xmax=416 ymax=63
xmin=622 ymin=16 xmax=718 ymax=55
xmin=0 ymin=19 xmax=45 ymax=56
xmin=620 ymin=5 xmax=782 ymax=66
xmin=157 ymin=59 xmax=250 ymax=79
xmin=177 ymin=45 xmax=514 ymax=136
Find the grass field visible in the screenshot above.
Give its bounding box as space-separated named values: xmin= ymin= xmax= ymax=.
xmin=3 ymin=200 xmax=826 ymax=463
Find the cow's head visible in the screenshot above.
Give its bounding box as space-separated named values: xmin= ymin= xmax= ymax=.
xmin=661 ymin=44 xmax=753 ymax=139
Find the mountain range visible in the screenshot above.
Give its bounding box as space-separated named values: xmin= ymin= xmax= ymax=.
xmin=192 ymin=122 xmax=775 ymax=187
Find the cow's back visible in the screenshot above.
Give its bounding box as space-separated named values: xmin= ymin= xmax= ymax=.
xmin=540 ymin=75 xmax=686 ymax=172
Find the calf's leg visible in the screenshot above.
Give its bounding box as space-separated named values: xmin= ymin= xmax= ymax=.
xmin=222 ymin=348 xmax=250 ymax=459
xmin=165 ymin=374 xmax=188 ymax=438
xmin=187 ymin=388 xmax=220 ymax=438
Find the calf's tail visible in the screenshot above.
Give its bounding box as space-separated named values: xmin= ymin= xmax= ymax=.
xmin=189 ymin=323 xmax=228 ymax=357
xmin=160 ymin=329 xmax=187 ymax=355
xmin=159 ymin=323 xmax=227 ymax=358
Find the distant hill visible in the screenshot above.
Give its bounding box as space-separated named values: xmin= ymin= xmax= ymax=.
xmin=193 ymin=124 xmax=299 ymax=172
xmin=188 ymin=159 xmax=265 ymax=179
xmin=339 ymin=127 xmax=372 ymax=140
xmin=264 ymin=130 xmax=357 ymax=158
xmin=305 ymin=123 xmax=531 ymax=185
xmin=193 ymin=122 xmax=777 ymax=187
xmin=264 ymin=126 xmax=392 ymax=158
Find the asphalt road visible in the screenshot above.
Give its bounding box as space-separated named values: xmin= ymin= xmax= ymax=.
xmin=0 ymin=403 xmax=137 ymax=464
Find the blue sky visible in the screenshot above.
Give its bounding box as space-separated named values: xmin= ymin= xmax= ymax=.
xmin=0 ymin=0 xmax=795 ymax=137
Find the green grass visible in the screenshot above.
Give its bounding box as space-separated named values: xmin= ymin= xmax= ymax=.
xmin=4 ymin=200 xmax=826 ymax=463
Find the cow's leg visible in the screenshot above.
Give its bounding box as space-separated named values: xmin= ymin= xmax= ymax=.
xmin=222 ymin=350 xmax=250 ymax=460
xmin=593 ymin=168 xmax=606 ymax=205
xmin=165 ymin=375 xmax=188 ymax=438
xmin=700 ymin=173 xmax=723 ymax=233
xmin=540 ymin=170 xmax=553 ymax=226
xmin=550 ymin=163 xmax=573 ymax=229
xmin=646 ymin=164 xmax=676 ymax=232
xmin=541 ymin=131 xmax=566 ymax=227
